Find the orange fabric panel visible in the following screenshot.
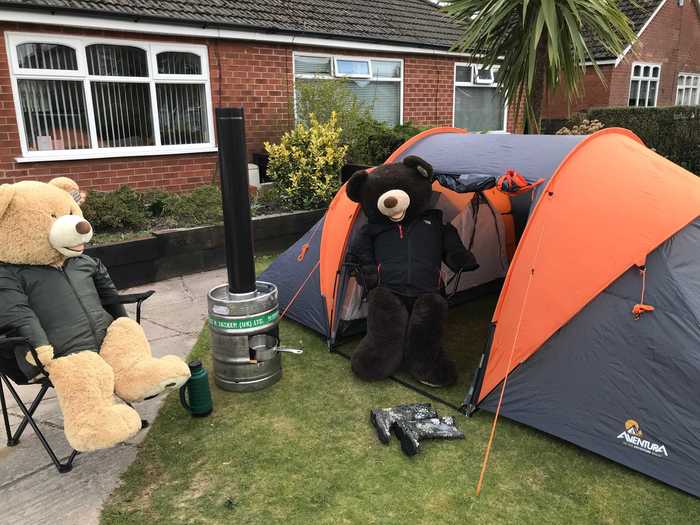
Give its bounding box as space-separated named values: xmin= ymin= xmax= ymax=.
xmin=479 ymin=128 xmax=700 ymax=403
xmin=501 ymin=214 xmax=516 ymax=261
xmin=483 ymin=189 xmax=516 ymax=260
xmin=483 ymin=188 xmax=512 ymax=214
xmin=320 ymin=186 xmax=360 ymax=334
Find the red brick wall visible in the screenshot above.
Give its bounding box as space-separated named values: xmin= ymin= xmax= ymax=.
xmin=403 ymin=55 xmax=455 ymax=126
xmin=542 ymin=0 xmax=700 ymax=119
xmin=0 ymin=22 xmax=513 ymax=191
xmin=611 ymin=0 xmax=700 ymax=107
xmin=542 ymin=66 xmax=615 ymax=120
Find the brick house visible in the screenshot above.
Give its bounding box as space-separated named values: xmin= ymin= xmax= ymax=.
xmin=0 ymin=0 xmax=508 ymax=192
xmin=542 ymin=0 xmax=700 ymax=126
xmin=0 ymin=1 xmax=696 ymax=192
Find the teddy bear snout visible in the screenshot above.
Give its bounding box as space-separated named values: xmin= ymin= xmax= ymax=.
xmin=377 ymin=189 xmax=410 ymax=222
xmin=49 ymin=214 xmax=94 ymax=258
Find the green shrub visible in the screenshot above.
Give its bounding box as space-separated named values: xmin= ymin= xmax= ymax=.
xmin=141 ymin=190 xmax=171 ymax=218
xmin=82 ymin=186 xmax=149 ymax=231
xmin=264 ymin=113 xmax=348 ymax=210
xmin=349 ymin=121 xmax=429 ymax=165
xmin=161 ymin=185 xmax=223 ymax=226
xmin=565 ymin=107 xmax=700 ymax=175
xmin=294 ymin=79 xmax=373 ymax=154
xmin=293 ymin=78 xmax=429 ymax=166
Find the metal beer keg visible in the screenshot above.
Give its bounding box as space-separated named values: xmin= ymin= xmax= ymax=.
xmin=208 ymin=281 xmax=283 ymax=392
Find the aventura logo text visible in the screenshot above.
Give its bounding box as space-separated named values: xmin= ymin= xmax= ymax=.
xmin=617 ymin=420 xmax=668 ymax=458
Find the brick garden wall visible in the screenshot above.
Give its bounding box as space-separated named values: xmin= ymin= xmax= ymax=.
xmin=0 ymin=22 xmax=514 ymax=191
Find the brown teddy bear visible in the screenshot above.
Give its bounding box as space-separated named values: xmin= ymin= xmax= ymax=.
xmin=0 ymin=178 xmax=191 ymax=452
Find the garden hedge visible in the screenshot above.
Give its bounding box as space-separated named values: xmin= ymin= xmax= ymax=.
xmin=568 ymin=106 xmax=699 ymax=175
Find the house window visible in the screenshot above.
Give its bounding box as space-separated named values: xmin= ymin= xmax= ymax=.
xmin=676 ymin=73 xmax=700 ymax=106
xmin=293 ymin=53 xmax=403 ymax=126
xmin=628 ymin=63 xmax=661 ymax=107
xmin=453 ymin=64 xmax=506 ymax=132
xmin=7 ymin=33 xmax=214 ymax=161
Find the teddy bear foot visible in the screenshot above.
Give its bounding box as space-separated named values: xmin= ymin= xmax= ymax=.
xmin=114 ymin=356 xmax=191 ymax=402
xmin=46 ymin=351 xmax=144 ymax=451
xmin=351 ymin=340 xmax=404 ymax=381
xmin=410 ymin=355 xmax=458 ymax=388
xmin=65 ymin=403 xmax=143 ymax=452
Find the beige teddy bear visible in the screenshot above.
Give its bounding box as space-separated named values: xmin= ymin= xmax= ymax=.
xmin=0 ymin=178 xmax=191 ymax=451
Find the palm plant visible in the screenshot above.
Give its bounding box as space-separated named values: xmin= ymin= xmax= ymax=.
xmin=444 ymin=0 xmax=641 ymax=132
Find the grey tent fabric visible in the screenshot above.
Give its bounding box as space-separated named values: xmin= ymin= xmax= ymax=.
xmin=259 ymin=218 xmax=327 ymax=335
xmin=393 ymin=133 xmax=585 ymax=186
xmin=480 ymin=218 xmax=700 ymax=497
xmin=393 ymin=133 xmax=586 ymax=223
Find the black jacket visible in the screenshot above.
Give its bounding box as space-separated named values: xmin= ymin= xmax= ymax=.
xmin=349 ymin=209 xmax=478 ymax=296
xmin=0 ymin=255 xmax=125 ymax=359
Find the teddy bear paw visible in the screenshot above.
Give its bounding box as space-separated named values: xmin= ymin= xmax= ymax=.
xmin=64 ymin=403 xmax=142 ymax=452
xmin=114 ymin=356 xmax=191 ymax=402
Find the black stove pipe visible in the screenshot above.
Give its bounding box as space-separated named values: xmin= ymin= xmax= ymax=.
xmin=216 ymin=107 xmax=256 ymax=294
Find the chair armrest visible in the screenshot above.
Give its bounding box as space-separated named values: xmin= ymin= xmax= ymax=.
xmin=101 ymin=290 xmax=155 ymax=324
xmin=100 ymin=290 xmax=155 ymax=306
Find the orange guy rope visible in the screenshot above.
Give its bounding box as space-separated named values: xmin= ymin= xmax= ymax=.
xmin=280 ymin=259 xmax=321 ymax=321
xmin=475 ymin=216 xmax=548 ymax=497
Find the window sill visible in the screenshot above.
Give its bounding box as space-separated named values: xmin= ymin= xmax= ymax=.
xmin=14 ymin=144 xmax=219 ymax=163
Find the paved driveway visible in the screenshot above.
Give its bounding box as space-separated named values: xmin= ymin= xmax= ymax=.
xmin=0 ymin=269 xmax=226 ymax=525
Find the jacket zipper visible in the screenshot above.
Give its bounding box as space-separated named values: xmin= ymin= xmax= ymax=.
xmin=405 ymin=221 xmax=414 ymax=286
xmin=57 ymin=265 xmax=100 ymax=350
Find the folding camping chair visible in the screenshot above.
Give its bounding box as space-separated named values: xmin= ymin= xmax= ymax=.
xmin=0 ymin=290 xmax=155 ymax=474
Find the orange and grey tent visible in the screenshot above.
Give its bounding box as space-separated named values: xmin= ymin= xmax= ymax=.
xmin=260 ymin=127 xmax=700 ymax=496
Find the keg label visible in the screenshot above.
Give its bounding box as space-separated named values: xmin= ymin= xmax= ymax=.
xmin=209 ymin=310 xmax=279 ymax=330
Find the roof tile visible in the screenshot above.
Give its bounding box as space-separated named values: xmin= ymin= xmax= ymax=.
xmin=0 ymin=0 xmax=664 ymax=59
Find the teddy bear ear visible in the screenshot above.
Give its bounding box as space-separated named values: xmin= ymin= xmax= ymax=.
xmin=402 ymin=155 xmax=434 ymax=181
xmin=0 ymin=184 xmax=16 ymax=220
xmin=346 ymin=170 xmax=368 ymax=203
xmin=49 ymin=177 xmax=86 ymax=205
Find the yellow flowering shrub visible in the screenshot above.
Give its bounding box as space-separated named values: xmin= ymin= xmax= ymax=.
xmin=264 ymin=113 xmax=348 ymax=210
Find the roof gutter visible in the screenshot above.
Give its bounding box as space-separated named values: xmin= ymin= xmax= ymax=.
xmin=0 ymin=5 xmax=475 ymax=58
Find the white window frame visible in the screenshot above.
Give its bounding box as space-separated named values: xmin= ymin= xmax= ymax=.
xmin=6 ymin=32 xmax=216 ymax=163
xmin=333 ymin=57 xmax=371 ymax=79
xmin=292 ymin=51 xmax=404 ymax=125
xmin=452 ymin=62 xmax=508 ymax=132
xmin=628 ymin=62 xmax=661 ymax=108
xmin=676 ymin=73 xmax=700 ymax=106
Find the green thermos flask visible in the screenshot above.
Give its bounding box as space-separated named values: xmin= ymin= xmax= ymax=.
xmin=180 ymin=360 xmax=213 ymax=417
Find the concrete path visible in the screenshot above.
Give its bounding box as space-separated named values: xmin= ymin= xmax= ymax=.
xmin=0 ymin=268 xmax=227 ymax=525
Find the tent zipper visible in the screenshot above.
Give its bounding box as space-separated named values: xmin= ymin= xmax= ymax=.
xmin=57 ymin=265 xmax=99 ymax=350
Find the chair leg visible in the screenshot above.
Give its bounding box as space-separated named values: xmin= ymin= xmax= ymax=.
xmin=9 ymin=382 xmax=50 ymax=445
xmin=0 ymin=378 xmax=13 ymax=446
xmin=0 ymin=375 xmax=78 ymax=473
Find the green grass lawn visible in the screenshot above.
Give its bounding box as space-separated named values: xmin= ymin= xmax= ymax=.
xmin=101 ymin=265 xmax=700 ymax=524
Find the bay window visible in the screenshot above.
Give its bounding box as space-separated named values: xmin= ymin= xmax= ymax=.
xmin=676 ymin=73 xmax=700 ymax=106
xmin=294 ymin=53 xmax=403 ymax=126
xmin=453 ymin=63 xmax=506 ymax=132
xmin=7 ymin=33 xmax=214 ymax=161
